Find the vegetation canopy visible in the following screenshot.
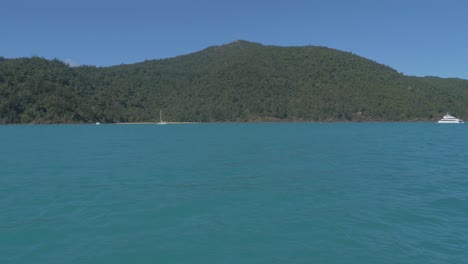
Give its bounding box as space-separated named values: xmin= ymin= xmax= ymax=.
xmin=1 ymin=41 xmax=468 ymax=123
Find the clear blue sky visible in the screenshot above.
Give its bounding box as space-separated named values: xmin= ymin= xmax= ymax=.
xmin=2 ymin=0 xmax=467 ymax=78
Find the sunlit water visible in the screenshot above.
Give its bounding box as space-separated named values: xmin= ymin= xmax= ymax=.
xmin=1 ymin=123 xmax=467 ymax=263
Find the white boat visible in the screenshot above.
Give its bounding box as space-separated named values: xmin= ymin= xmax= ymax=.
xmin=157 ymin=110 xmax=168 ymax=125
xmin=437 ymin=113 xmax=463 ymax=124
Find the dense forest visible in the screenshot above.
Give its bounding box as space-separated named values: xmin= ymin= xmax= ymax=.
xmin=1 ymin=40 xmax=468 ymax=124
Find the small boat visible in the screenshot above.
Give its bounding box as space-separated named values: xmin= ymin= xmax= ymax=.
xmin=437 ymin=113 xmax=463 ymax=124
xmin=157 ymin=110 xmax=168 ymax=125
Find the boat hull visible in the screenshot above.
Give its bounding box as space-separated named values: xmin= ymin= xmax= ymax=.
xmin=437 ymin=120 xmax=463 ymax=124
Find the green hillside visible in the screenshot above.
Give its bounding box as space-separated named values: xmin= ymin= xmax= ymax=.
xmin=1 ymin=41 xmax=467 ymax=123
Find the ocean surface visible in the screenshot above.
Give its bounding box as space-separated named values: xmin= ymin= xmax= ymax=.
xmin=1 ymin=123 xmax=467 ymax=264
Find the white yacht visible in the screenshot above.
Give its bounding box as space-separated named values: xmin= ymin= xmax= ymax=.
xmin=437 ymin=113 xmax=463 ymax=124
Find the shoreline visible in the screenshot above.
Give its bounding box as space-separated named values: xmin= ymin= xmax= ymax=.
xmin=115 ymin=122 xmax=198 ymax=125
xmin=0 ymin=120 xmax=447 ymax=125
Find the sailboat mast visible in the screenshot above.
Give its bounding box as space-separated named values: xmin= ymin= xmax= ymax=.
xmin=160 ymin=110 xmax=163 ymax=123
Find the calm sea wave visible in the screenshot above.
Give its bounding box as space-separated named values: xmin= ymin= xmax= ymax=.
xmin=1 ymin=123 xmax=467 ymax=264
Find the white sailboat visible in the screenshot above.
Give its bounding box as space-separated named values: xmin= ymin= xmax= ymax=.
xmin=157 ymin=110 xmax=168 ymax=125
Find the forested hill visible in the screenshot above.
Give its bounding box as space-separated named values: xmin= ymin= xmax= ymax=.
xmin=1 ymin=40 xmax=468 ymax=124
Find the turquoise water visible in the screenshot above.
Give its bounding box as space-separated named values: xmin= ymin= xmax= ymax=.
xmin=1 ymin=123 xmax=468 ymax=263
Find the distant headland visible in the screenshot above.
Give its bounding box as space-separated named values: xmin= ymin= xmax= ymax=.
xmin=1 ymin=41 xmax=467 ymax=124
